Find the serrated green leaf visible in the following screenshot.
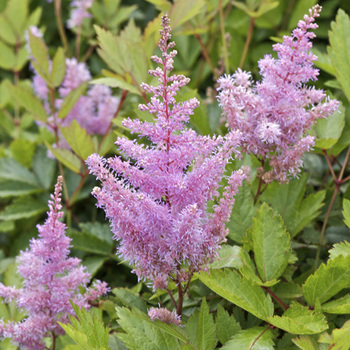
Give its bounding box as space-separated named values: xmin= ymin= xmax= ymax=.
xmin=116 ymin=307 xmax=183 ymax=350
xmin=267 ymin=301 xmax=328 ymax=334
xmin=321 ymin=294 xmax=350 ymax=314
xmin=8 ymin=84 xmax=48 ymax=122
xmin=46 ymin=144 xmax=81 ymax=173
xmin=221 ymin=327 xmax=274 ymax=350
xmin=313 ymin=48 xmax=336 ymax=76
xmin=0 ymin=180 xmax=43 ymax=197
xmin=50 ymin=47 xmax=66 ymax=88
xmin=343 ymin=198 xmax=350 ymax=229
xmin=302 ymin=255 xmax=350 ymax=305
xmin=227 ymin=181 xmax=257 ymax=243
xmin=60 ymin=120 xmax=95 ymax=160
xmin=69 ymin=230 xmax=113 ymax=256
xmin=252 ymin=203 xmax=290 ymax=282
xmin=170 ymin=0 xmax=205 ymax=29
xmin=318 ymin=320 xmax=350 ymax=350
xmin=210 ymin=245 xmax=243 ymax=269
xmin=329 ymin=241 xmax=350 ymax=260
xmin=29 ymin=31 xmax=49 ymax=77
xmin=328 ymin=9 xmax=350 ymax=101
xmin=315 ymin=101 xmax=345 ymax=149
xmin=57 ymin=82 xmax=88 ymax=120
xmin=0 ymin=157 xmax=40 ymax=186
xmin=215 ymin=304 xmax=240 ymax=345
xmin=112 ymin=288 xmax=147 ymax=312
xmin=186 ymin=298 xmax=217 ymax=350
xmin=198 ymin=269 xmax=274 ymax=321
xmin=90 ymin=77 xmax=140 ymax=95
xmin=0 ymin=197 xmax=47 ymax=221
xmin=270 ymin=282 xmax=302 ymax=299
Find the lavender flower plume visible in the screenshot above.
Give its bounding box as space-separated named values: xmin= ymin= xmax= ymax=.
xmin=87 ymin=15 xmax=245 ymax=289
xmin=217 ymin=5 xmax=339 ymax=183
xmin=148 ymin=307 xmax=181 ymax=326
xmin=0 ymin=177 xmax=108 ymax=350
xmin=67 ymin=0 xmax=94 ymax=29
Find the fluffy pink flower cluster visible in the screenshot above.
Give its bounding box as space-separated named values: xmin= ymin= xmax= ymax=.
xmin=87 ymin=15 xmax=245 ymax=289
xmin=217 ymin=5 xmax=338 ymax=183
xmin=0 ymin=177 xmax=108 ymax=350
xmin=67 ymin=0 xmax=94 ymax=28
xmin=32 ymin=55 xmax=119 ymax=137
xmin=148 ymin=307 xmax=181 ymax=326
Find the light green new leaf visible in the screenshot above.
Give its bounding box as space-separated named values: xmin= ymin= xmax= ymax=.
xmin=185 ymin=298 xmax=217 ymax=350
xmin=46 ymin=144 xmax=81 ymax=174
xmin=221 ymin=327 xmax=274 ymax=350
xmin=267 ymin=301 xmax=328 ymax=334
xmin=329 ymin=241 xmax=350 ymax=259
xmin=8 ymin=84 xmax=48 ymax=122
xmin=29 ymin=31 xmax=49 ymax=77
xmin=343 ymin=198 xmax=350 ymax=229
xmin=302 ymin=254 xmax=350 ymax=305
xmin=328 ymin=9 xmax=350 ymax=101
xmin=315 ymin=101 xmax=345 ymax=149
xmin=321 ymin=294 xmax=350 ymax=314
xmin=215 ymin=305 xmax=240 ymax=346
xmin=209 ymin=245 xmax=243 ymax=269
xmin=116 ymin=307 xmax=184 ymax=350
xmin=0 ymin=41 xmax=15 ymax=70
xmin=0 ymin=14 xmax=17 ymax=45
xmin=198 ymin=269 xmax=274 ymax=321
xmin=60 ymin=120 xmax=95 ymax=160
xmin=50 ymin=47 xmax=66 ymax=88
xmin=252 ymin=203 xmax=291 ymax=282
xmin=4 ymin=0 xmax=28 ymax=36
xmin=0 ymin=197 xmax=47 ymax=221
xmin=57 ymin=82 xmax=88 ymax=120
xmin=227 ymin=181 xmax=257 ymax=243
xmin=0 ymin=157 xmax=40 ymax=186
xmin=292 ymin=336 xmax=318 ymax=350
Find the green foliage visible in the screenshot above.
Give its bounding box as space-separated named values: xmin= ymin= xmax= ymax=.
xmin=59 ymin=303 xmax=110 ymax=350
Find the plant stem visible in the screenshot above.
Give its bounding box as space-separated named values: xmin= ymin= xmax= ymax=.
xmin=193 ymin=32 xmax=217 ymax=79
xmin=176 ymin=283 xmax=184 ymax=316
xmin=239 ymin=17 xmax=255 ymax=68
xmin=219 ymin=0 xmax=230 ymax=74
xmin=51 ymin=332 xmax=56 ymax=350
xmin=263 ymin=286 xmax=288 ymax=310
xmin=75 ymin=25 xmax=82 ymax=59
xmin=54 ymin=0 xmax=71 ymax=57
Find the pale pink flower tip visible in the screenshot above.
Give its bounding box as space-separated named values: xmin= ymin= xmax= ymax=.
xmin=148 ymin=307 xmax=181 ymax=326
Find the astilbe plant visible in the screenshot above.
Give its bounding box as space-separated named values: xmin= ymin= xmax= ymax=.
xmin=217 ymin=5 xmax=338 ymax=185
xmin=0 ymin=176 xmax=108 ymax=350
xmin=87 ymin=14 xmax=245 ymax=316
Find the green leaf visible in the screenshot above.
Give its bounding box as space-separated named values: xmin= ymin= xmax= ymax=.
xmin=252 ymin=203 xmax=290 ymax=282
xmin=343 ymin=198 xmax=350 ymax=229
xmin=50 ymin=47 xmax=66 ymax=88
xmin=83 ymin=256 xmax=108 ymax=278
xmin=227 ymin=181 xmax=257 ymax=243
xmin=8 ymin=84 xmax=48 ymax=122
xmin=112 ymin=288 xmax=147 ymax=313
xmin=59 ymin=303 xmax=110 ymax=350
xmin=116 ymin=307 xmax=183 ymax=350
xmin=90 ymin=77 xmax=140 ymax=95
xmin=4 ymin=0 xmax=28 ymax=36
xmin=292 ymin=336 xmax=318 ymax=350
xmin=32 ymin=146 xmax=56 ymax=189
xmin=0 ymin=41 xmax=15 ymax=70
xmin=318 ymin=320 xmax=350 ymax=350
xmin=302 ymin=255 xmax=350 ymax=305
xmin=215 ymin=304 xmax=240 ymax=346
xmin=0 ymin=180 xmax=43 ymax=197
xmin=198 ymin=268 xmax=274 ymax=321
xmin=270 ymin=282 xmax=302 ymax=299
xmin=10 ymin=139 xmax=36 ymax=168
xmin=313 ymin=48 xmax=336 ymax=76
xmin=0 ymin=14 xmax=17 ymax=45
xmin=328 ymin=9 xmax=350 ymax=101
xmin=0 ymin=158 xmax=40 ymax=186
xmin=69 ymin=230 xmax=113 ymax=256
xmin=170 ymin=0 xmax=205 ymax=28
xmin=79 ymin=222 xmax=113 ymax=244
xmin=29 ymin=31 xmax=50 ymax=78
xmin=60 ymin=120 xmax=95 ymax=160
xmin=46 ymin=144 xmax=81 ymax=174
xmin=185 ymin=298 xmax=217 ymax=350
xmin=315 ymin=101 xmax=345 ymax=149
xmin=267 ymin=301 xmax=328 ymax=334
xmin=57 ymin=82 xmax=88 ymax=120
xmin=221 ymin=327 xmax=274 ymax=350
xmin=329 ymin=241 xmax=350 ymax=260
xmin=0 ymin=197 xmax=47 ymax=221
xmin=321 ymin=294 xmax=350 ymax=314
xmin=288 ymin=0 xmax=317 ymax=30
xmin=209 ymin=245 xmax=243 ymax=269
